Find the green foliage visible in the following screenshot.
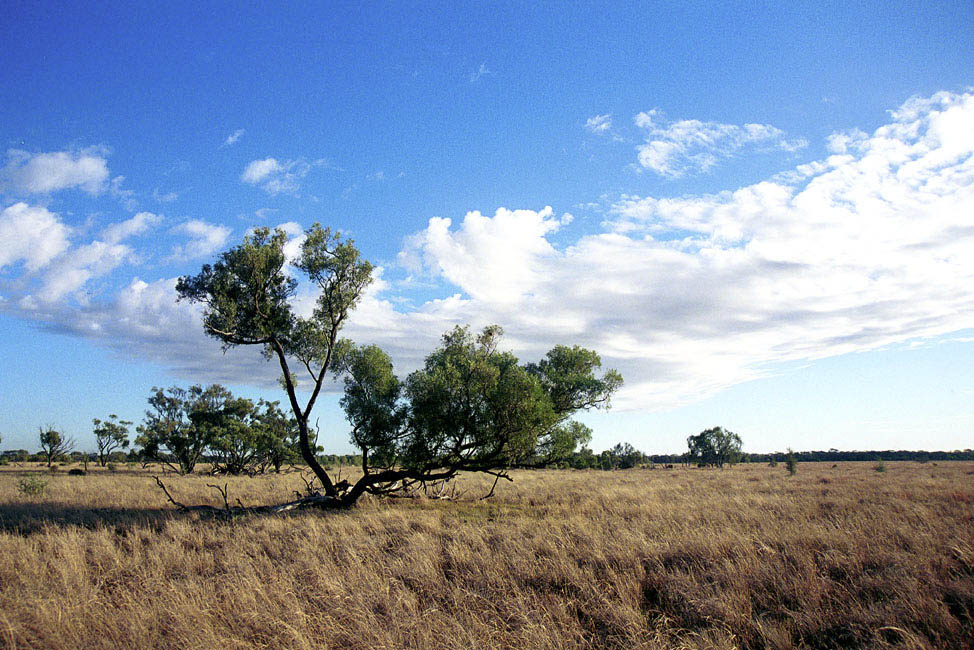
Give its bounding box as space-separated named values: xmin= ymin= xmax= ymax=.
xmin=176 ymin=224 xmax=619 ymax=505
xmin=251 ymin=400 xmax=301 ymax=473
xmin=340 ymin=325 xmax=618 ymax=481
xmin=785 ymin=448 xmax=798 ymax=476
xmin=687 ymin=426 xmax=743 ymax=468
xmin=136 ymin=384 xmax=301 ymax=475
xmin=93 ymin=414 xmax=132 ymax=467
xmin=136 ymin=384 xmax=235 ymax=474
xmin=875 ymin=459 xmax=887 ymax=473
xmin=176 ymin=223 xmax=374 ymax=494
xmin=526 ymin=345 xmax=623 ymax=415
xmin=401 ymin=325 xmax=556 ymax=470
xmin=39 ymin=426 xmax=73 ymax=468
xmin=18 ymin=474 xmax=48 ymax=496
xmin=1 ymin=450 xmax=29 ymax=463
xmin=340 ymin=345 xmax=405 ymax=470
xmin=598 ymin=442 xmax=644 ymax=469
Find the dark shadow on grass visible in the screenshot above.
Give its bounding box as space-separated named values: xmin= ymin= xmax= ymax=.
xmin=0 ymin=495 xmax=357 ymax=535
xmin=0 ymin=501 xmax=182 ymax=535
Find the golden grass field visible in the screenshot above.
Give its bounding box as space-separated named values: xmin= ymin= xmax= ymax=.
xmin=0 ymin=461 xmax=971 ymax=649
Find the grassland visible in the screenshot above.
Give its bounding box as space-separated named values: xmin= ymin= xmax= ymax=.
xmin=0 ymin=461 xmax=971 ymax=649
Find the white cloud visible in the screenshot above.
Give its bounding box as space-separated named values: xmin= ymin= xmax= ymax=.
xmin=224 ymin=129 xmax=245 ymax=146
xmin=1 ymin=147 xmax=110 ymax=195
xmin=169 ymin=220 xmax=231 ymax=260
xmin=2 ymin=90 xmax=972 ymax=416
xmin=375 ymin=90 xmax=974 ymax=409
xmin=398 ymin=207 xmax=569 ymax=303
xmin=469 ymin=62 xmax=491 ymax=83
xmin=585 ymin=114 xmax=613 ymax=134
xmin=240 ymin=157 xmax=310 ymax=195
xmin=634 ymin=109 xmax=807 ymax=177
xmin=109 ymin=175 xmax=137 ymax=209
xmin=153 ymin=188 xmax=179 ymax=203
xmin=101 ymin=211 xmax=163 ymax=244
xmin=37 ymin=240 xmax=132 ymax=303
xmin=0 ymin=203 xmax=72 ymax=271
xmin=241 ymin=158 xmax=283 ymax=184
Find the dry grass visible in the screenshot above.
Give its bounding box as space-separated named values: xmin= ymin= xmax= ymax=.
xmin=0 ymin=461 xmax=971 ymax=649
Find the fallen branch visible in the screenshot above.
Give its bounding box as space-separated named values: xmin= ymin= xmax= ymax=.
xmin=153 ymin=475 xmax=344 ymax=516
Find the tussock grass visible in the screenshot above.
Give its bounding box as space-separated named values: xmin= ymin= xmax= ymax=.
xmin=0 ymin=462 xmax=971 ymax=649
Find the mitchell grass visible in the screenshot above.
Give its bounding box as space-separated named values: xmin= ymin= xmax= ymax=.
xmin=0 ymin=462 xmax=971 ymax=649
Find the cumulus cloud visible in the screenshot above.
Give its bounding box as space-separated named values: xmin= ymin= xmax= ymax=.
xmin=36 ymin=240 xmax=132 ymax=303
xmin=399 ymin=207 xmax=571 ymax=303
xmin=1 ymin=147 xmax=110 ymax=195
xmin=372 ymin=90 xmax=974 ymax=408
xmin=634 ymin=109 xmax=807 ymax=177
xmin=2 ymin=90 xmax=972 ymax=415
xmin=240 ymin=157 xmax=310 ymax=195
xmin=168 ymin=220 xmax=231 ymax=261
xmin=0 ymin=203 xmax=72 ymax=272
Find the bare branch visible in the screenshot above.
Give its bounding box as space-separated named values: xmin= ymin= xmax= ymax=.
xmin=154 ymin=476 xmax=188 ymax=511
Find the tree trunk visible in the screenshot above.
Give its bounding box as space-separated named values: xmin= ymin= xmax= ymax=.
xmin=298 ymin=418 xmax=337 ymax=497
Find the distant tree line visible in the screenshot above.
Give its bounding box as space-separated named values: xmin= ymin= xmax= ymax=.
xmin=744 ymin=448 xmax=974 ymax=463
xmin=2 ymin=419 xmax=971 ymax=471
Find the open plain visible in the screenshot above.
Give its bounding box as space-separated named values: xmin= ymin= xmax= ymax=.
xmin=0 ymin=461 xmax=971 ymax=650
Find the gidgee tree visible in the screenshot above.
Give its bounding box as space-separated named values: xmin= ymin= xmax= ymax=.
xmin=177 ymin=224 xmax=371 ymax=500
xmin=337 ymin=325 xmax=622 ymax=503
xmin=176 ymin=224 xmax=621 ymax=508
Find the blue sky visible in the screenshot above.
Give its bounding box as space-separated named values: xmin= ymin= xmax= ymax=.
xmin=1 ymin=1 xmax=972 ymax=454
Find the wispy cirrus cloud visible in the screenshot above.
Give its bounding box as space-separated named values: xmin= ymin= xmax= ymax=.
xmin=634 ymin=109 xmax=807 ymax=178
xmin=468 ymin=62 xmax=491 ymax=83
xmin=224 ymin=129 xmax=245 ymax=146
xmin=584 ymin=114 xmax=613 ymax=135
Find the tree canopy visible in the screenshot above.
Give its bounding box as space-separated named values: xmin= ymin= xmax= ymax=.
xmin=38 ymin=426 xmax=73 ymax=468
xmin=176 ymin=224 xmax=372 ymax=494
xmin=175 ymin=224 xmax=621 ymax=507
xmin=687 ymin=426 xmax=743 ymax=468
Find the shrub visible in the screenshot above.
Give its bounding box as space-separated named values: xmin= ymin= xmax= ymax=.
xmin=68 ymin=468 xmax=86 ymax=476
xmin=18 ymin=475 xmax=48 ymax=496
xmin=785 ymin=448 xmax=798 ymax=476
xmin=0 ymin=457 xmax=8 ymax=466
xmin=106 ymin=462 xmax=118 ymax=472
xmin=874 ymin=459 xmax=887 ymax=473
xmin=768 ymin=457 xmax=778 ymax=468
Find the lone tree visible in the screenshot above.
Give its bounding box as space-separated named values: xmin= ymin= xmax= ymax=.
xmin=92 ymin=414 xmax=132 ymax=466
xmin=175 ymin=224 xmax=621 ymax=508
xmin=687 ymin=426 xmax=742 ymax=468
xmin=177 ymin=225 xmax=371 ymax=495
xmin=39 ymin=426 xmax=74 ymax=467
